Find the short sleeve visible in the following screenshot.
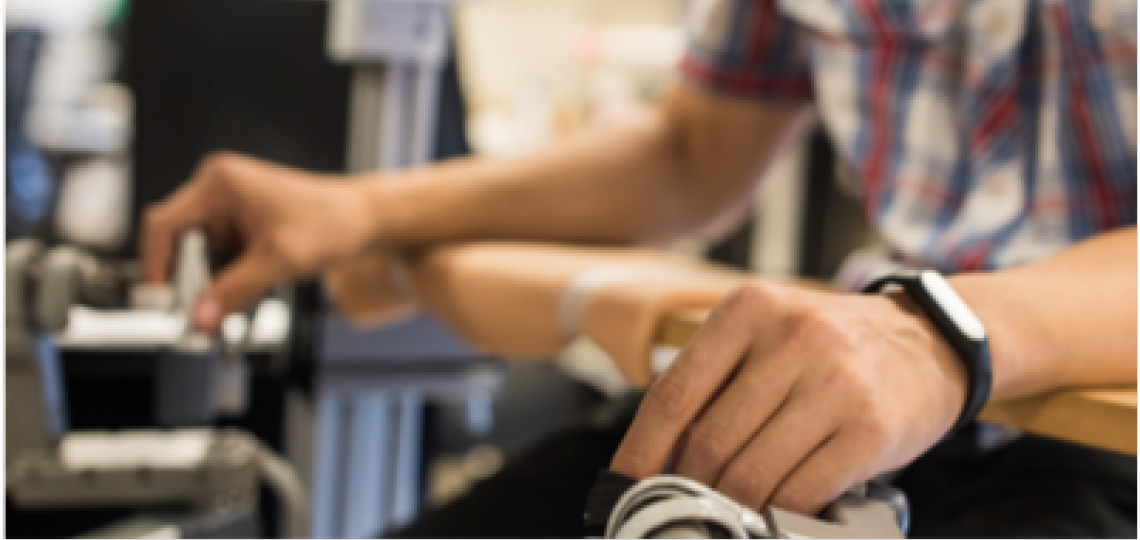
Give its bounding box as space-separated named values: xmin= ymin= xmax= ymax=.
xmin=680 ymin=0 xmax=814 ymax=102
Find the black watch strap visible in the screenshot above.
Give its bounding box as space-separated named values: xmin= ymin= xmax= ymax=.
xmin=863 ymin=271 xmax=993 ymax=436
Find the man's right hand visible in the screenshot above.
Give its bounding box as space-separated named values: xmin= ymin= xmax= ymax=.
xmin=142 ymin=151 xmax=378 ymax=333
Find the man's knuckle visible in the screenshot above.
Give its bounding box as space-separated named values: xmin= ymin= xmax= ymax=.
xmin=815 ymin=362 xmax=848 ymax=396
xmin=794 ymin=309 xmax=858 ymax=348
xmin=645 ymin=375 xmax=690 ymax=421
xmin=738 ymin=281 xmax=777 ymax=307
xmin=688 ymin=424 xmax=734 ymax=464
xmin=722 ymin=461 xmax=771 ymax=500
xmin=717 ymin=285 xmax=749 ymax=315
xmin=205 ymin=150 xmax=239 ymax=167
xmin=837 ymin=362 xmax=875 ymax=397
xmin=788 ymin=310 xmax=818 ymax=341
xmin=854 ymin=410 xmax=896 ymax=452
xmin=202 ymin=152 xmax=225 ymax=173
xmin=203 ymin=151 xmax=247 ymax=181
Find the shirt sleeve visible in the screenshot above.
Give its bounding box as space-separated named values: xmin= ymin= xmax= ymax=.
xmin=680 ymin=0 xmax=814 ymax=102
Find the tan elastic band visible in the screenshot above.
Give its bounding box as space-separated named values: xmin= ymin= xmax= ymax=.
xmin=557 ymin=265 xmax=691 ymax=339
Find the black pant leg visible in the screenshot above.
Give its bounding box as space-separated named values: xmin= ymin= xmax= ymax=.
xmin=896 ymin=428 xmax=1137 ymax=539
xmin=392 ymin=395 xmax=1136 ymax=539
xmin=386 ymin=396 xmax=638 ymax=539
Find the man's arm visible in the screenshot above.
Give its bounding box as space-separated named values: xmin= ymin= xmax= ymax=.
xmin=952 ymin=226 xmax=1137 ymax=400
xmin=359 ymin=86 xmax=808 ymax=247
xmin=142 ymin=85 xmax=809 ymax=331
xmin=610 ymin=227 xmax=1137 ymax=516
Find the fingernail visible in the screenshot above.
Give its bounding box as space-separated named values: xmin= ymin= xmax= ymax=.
xmin=195 ymin=298 xmax=221 ymax=330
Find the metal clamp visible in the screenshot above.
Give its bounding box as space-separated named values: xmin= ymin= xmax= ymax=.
xmin=6 ymin=239 xmax=68 ymax=455
xmin=6 ymin=237 xmax=308 ymax=538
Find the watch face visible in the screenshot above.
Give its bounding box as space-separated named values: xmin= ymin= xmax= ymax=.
xmin=919 ymin=271 xmax=986 ymax=341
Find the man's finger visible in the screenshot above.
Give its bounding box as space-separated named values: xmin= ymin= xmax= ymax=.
xmin=141 ymin=181 xmax=211 ymax=285
xmin=611 ymin=283 xmax=787 ymax=479
xmin=673 ymin=342 xmax=802 ymax=485
xmin=193 ymin=246 xmax=282 ymax=333
xmin=715 ymin=382 xmax=842 ymax=511
xmin=767 ymin=425 xmax=883 ymax=516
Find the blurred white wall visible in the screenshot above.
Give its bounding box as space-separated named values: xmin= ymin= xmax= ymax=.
xmin=9 ymin=0 xmax=133 ymax=250
xmin=455 ymin=0 xmax=689 ymax=156
xmin=7 ymin=0 xmax=128 ymax=150
xmin=6 ymin=0 xmax=118 ymax=31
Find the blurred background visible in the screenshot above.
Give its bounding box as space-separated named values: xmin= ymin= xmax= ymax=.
xmin=5 ymin=0 xmax=880 ymax=537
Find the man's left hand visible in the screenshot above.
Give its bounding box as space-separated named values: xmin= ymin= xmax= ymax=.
xmin=610 ymin=280 xmax=967 ymax=515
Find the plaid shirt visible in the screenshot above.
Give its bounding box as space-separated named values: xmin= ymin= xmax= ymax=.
xmin=683 ymin=0 xmax=1137 ymax=287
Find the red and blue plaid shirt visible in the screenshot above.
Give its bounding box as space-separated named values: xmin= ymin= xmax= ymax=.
xmin=682 ymin=0 xmax=1137 ymax=287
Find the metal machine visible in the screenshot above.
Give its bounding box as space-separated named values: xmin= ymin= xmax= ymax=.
xmin=313 ymin=2 xmax=508 ymax=538
xmin=6 ymin=236 xmax=308 ymax=538
xmin=585 ymin=472 xmax=908 ymax=539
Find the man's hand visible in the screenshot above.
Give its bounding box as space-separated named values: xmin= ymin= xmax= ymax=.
xmin=610 ymin=280 xmax=967 ymax=516
xmin=142 ymin=152 xmax=376 ymax=332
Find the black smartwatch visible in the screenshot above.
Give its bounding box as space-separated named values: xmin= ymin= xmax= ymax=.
xmin=863 ymin=270 xmax=992 ymax=436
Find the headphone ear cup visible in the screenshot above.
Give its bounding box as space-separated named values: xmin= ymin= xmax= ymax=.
xmin=605 ymin=476 xmax=754 ymax=539
xmin=612 ymin=497 xmax=747 ymax=539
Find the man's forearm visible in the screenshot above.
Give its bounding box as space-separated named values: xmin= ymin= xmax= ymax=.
xmin=355 ymin=87 xmax=807 ymax=249
xmin=360 ymin=115 xmax=697 ymax=247
xmin=951 ymin=227 xmax=1138 ymax=402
